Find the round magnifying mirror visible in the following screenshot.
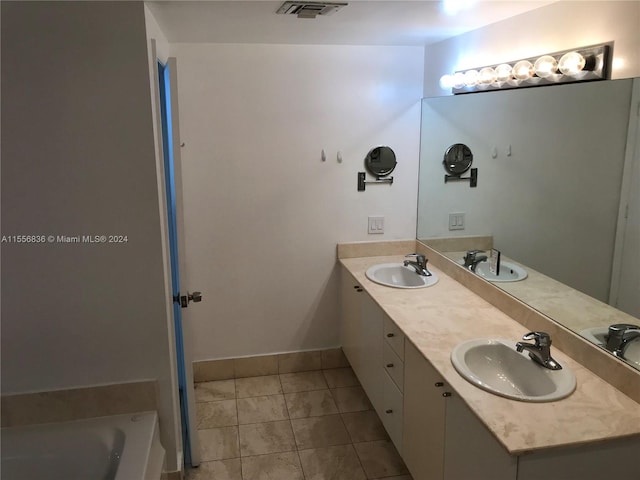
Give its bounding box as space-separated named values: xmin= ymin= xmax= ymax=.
xmin=443 ymin=144 xmax=473 ymax=175
xmin=365 ymin=146 xmax=397 ymax=177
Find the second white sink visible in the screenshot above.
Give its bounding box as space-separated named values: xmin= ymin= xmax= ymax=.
xmin=451 ymin=338 xmax=576 ymax=402
xmin=366 ymin=263 xmax=439 ymax=289
xmin=474 ymin=261 xmax=528 ymax=282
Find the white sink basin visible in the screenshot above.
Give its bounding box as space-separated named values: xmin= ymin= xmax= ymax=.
xmin=580 ymin=327 xmax=640 ymax=369
xmin=474 ymin=261 xmax=528 ymax=282
xmin=451 ymin=338 xmax=576 ymax=402
xmin=366 ymin=263 xmax=439 ymax=289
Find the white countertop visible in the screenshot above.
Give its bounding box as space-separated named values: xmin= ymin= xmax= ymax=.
xmin=340 ymin=255 xmax=640 ymax=455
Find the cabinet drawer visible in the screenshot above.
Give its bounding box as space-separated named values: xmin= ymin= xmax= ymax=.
xmin=383 ymin=342 xmax=404 ymax=392
xmin=383 ymin=314 xmax=405 ymax=360
xmin=380 ymin=370 xmax=404 ymax=454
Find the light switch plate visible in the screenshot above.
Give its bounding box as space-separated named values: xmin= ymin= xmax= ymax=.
xmin=449 ymin=212 xmax=465 ymax=231
xmin=368 ymin=216 xmax=385 ymax=234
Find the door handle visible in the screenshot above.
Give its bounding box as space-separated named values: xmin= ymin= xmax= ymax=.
xmin=173 ymin=291 xmax=203 ymax=308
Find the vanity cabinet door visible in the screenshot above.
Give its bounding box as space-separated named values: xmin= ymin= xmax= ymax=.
xmin=340 ymin=269 xmax=362 ymax=371
xmin=339 ymin=268 xmax=383 ymax=411
xmin=358 ymin=291 xmax=384 ymax=412
xmin=443 ymin=393 xmax=516 ymax=480
xmin=402 ymin=340 xmax=447 ymax=480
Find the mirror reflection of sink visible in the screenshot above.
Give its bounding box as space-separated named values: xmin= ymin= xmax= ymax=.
xmin=474 ymin=261 xmax=527 ymax=282
xmin=451 ymin=338 xmax=576 ymax=402
xmin=580 ymin=327 xmax=640 ymax=369
xmin=366 ymin=263 xmax=439 ymax=289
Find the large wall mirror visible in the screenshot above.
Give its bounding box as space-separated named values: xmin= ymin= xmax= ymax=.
xmin=417 ymin=78 xmax=640 ymax=371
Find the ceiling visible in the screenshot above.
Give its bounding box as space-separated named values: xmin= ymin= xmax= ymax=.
xmin=146 ymin=0 xmax=556 ymax=46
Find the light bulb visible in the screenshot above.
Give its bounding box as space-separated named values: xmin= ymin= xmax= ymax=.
xmin=479 ymin=67 xmax=497 ymax=85
xmin=440 ymin=74 xmax=455 ymax=90
xmin=533 ymin=55 xmax=558 ymax=78
xmin=452 ymin=72 xmax=466 ymax=89
xmin=513 ymin=60 xmax=534 ymax=80
xmin=558 ymin=51 xmax=585 ymax=76
xmin=495 ymin=64 xmax=513 ymax=82
xmin=463 ymin=70 xmax=479 ymax=87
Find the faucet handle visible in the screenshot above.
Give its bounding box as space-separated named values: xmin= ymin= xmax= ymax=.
xmin=608 ymin=324 xmax=640 ymax=336
xmin=522 ymin=331 xmax=551 ymax=347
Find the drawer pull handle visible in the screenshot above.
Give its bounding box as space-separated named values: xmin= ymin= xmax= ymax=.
xmin=386 ymin=333 xmax=395 ymax=338
xmin=386 ymin=363 xmax=394 ymax=368
xmin=356 ymin=288 xmax=363 ymax=292
xmin=385 ymin=409 xmax=393 ymax=414
xmin=434 ymin=382 xmax=444 ymax=387
xmin=442 ymin=392 xmax=452 ymax=398
xmin=353 ymin=285 xmax=360 ymax=289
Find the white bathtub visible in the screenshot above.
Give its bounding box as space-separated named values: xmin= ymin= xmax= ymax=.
xmin=1 ymin=411 xmax=166 ymax=480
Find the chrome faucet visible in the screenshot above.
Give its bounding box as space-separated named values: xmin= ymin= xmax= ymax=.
xmin=463 ymin=250 xmax=488 ymax=272
xmin=605 ymin=324 xmax=640 ymax=357
xmin=516 ymin=331 xmax=563 ymax=370
xmin=403 ymin=253 xmax=432 ymax=277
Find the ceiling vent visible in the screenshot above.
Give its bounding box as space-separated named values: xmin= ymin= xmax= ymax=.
xmin=276 ymin=1 xmax=348 ymax=19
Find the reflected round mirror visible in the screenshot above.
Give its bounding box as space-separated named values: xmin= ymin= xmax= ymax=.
xmin=365 ymin=146 xmax=397 ymax=177
xmin=443 ymin=143 xmax=473 ymax=175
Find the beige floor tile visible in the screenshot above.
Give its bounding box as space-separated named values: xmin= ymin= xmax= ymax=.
xmin=185 ymin=459 xmax=242 ymax=480
xmin=197 ymin=426 xmax=240 ymax=461
xmin=196 ymin=400 xmax=237 ymax=429
xmin=278 ymin=351 xmax=322 ymax=373
xmin=194 ymin=380 xmax=236 ymax=403
xmin=291 ymin=414 xmax=351 ymax=449
xmin=341 ymin=410 xmax=389 ymax=443
xmin=280 ymin=371 xmax=328 ymax=393
xmin=241 ymin=452 xmax=304 ymax=480
xmin=285 ymin=390 xmax=339 ymax=419
xmin=331 ymin=386 xmax=372 ymax=413
xmin=239 ymin=420 xmax=296 ymax=456
xmin=353 ymin=440 xmax=409 ymax=479
xmin=320 ymin=348 xmax=350 ymax=369
xmin=323 ymin=368 xmax=360 ymax=389
xmin=237 ymin=394 xmax=289 ymax=424
xmin=235 ymin=375 xmax=282 ymax=398
xmin=234 ymin=355 xmax=279 ymax=378
xmin=299 ymin=444 xmax=367 ymax=480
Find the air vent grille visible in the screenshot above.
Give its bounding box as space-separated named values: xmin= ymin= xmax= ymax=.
xmin=277 ymin=1 xmax=348 ymax=19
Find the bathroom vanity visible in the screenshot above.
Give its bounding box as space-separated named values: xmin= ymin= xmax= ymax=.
xmin=338 ymin=244 xmax=640 ymax=480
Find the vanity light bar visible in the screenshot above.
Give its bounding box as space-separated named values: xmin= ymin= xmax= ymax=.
xmin=441 ymin=43 xmax=613 ymax=95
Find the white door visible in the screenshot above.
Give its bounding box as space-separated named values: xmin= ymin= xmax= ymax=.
xmin=157 ymin=55 xmax=201 ymax=467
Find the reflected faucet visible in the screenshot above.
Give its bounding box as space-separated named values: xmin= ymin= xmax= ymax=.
xmin=516 ymin=331 xmax=563 ymax=370
xmin=403 ymin=253 xmax=432 ymax=277
xmin=605 ymin=324 xmax=640 ymax=358
xmin=463 ymin=250 xmax=488 ymax=272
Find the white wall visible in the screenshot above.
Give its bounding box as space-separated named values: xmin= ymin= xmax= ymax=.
xmin=1 ymin=1 xmax=180 ymax=470
xmin=423 ymin=1 xmax=640 ymax=97
xmin=172 ymin=43 xmax=424 ymax=361
xmin=417 ymin=79 xmax=633 ymax=301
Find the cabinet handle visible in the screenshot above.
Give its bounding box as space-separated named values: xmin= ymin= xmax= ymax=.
xmin=353 ymin=285 xmax=360 ymax=289
xmin=434 ymin=382 xmax=444 ymax=387
xmin=385 ymin=409 xmax=393 ymax=414
xmin=442 ymin=392 xmax=452 ymax=397
xmin=386 ymin=363 xmax=394 ymax=368
xmin=356 ymin=288 xmax=363 ymax=292
xmin=386 ymin=333 xmax=395 ymax=338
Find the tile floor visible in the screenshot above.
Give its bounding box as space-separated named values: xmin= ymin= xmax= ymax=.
xmin=186 ymin=367 xmax=412 ymax=480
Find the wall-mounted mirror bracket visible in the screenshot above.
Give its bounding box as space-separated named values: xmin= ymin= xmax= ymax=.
xmin=444 ymin=168 xmax=478 ymax=187
xmin=358 ymin=172 xmax=394 ymax=191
